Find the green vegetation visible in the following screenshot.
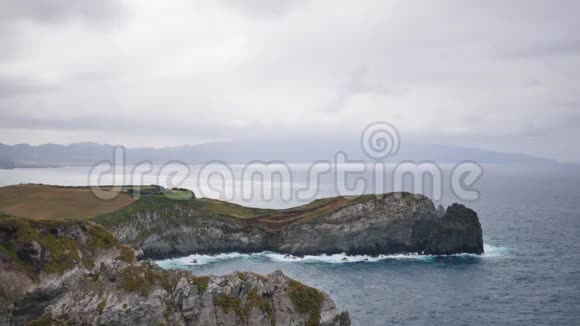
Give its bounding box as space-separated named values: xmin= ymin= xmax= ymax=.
xmin=94 ymin=186 xmax=359 ymax=229
xmin=93 ymin=194 xmax=178 ymax=227
xmin=213 ymin=287 xmax=275 ymax=324
xmin=117 ymin=265 xmax=178 ymax=296
xmin=198 ymin=198 xmax=274 ymax=218
xmin=122 ymin=185 xmax=164 ymax=195
xmin=40 ymin=230 xmax=81 ymax=274
xmin=97 ymin=300 xmax=107 ymax=315
xmin=237 ymin=271 xmax=267 ymax=282
xmin=91 ymin=190 xmax=361 ymax=235
xmin=86 ymin=223 xmax=118 ymax=249
xmin=287 ymin=279 xmax=324 ymax=326
xmin=26 ymin=313 xmax=57 ymax=326
xmin=117 ymin=265 xmax=160 ymax=296
xmin=24 ymin=312 xmax=75 ymax=326
xmin=0 ymin=218 xmax=133 ymax=277
xmin=123 ymin=185 xmax=195 ymax=201
xmin=92 ymin=194 xmax=271 ymax=243
xmin=190 ymin=275 xmax=210 ymax=294
xmin=0 ymin=218 xmax=81 ymax=274
xmin=162 ymin=189 xmax=194 ymax=201
xmin=116 ymin=246 xmax=135 ymax=263
xmin=246 ymin=289 xmax=274 ymax=322
xmin=214 ymin=295 xmax=246 ymax=322
xmin=2 ymin=184 xmax=417 ymax=235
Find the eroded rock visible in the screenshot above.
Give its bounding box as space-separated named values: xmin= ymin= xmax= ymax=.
xmin=0 ymin=219 xmax=350 ymax=326
xmin=96 ymin=193 xmax=484 ymax=258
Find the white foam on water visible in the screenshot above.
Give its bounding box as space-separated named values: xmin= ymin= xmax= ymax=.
xmin=262 ymin=252 xmax=432 ymax=263
xmin=482 ymin=243 xmax=511 ymax=258
xmin=155 ymin=243 xmax=510 ymax=269
xmin=156 ymin=252 xmax=251 ymax=268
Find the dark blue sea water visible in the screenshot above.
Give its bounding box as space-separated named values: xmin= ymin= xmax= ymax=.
xmin=2 ymin=166 xmax=579 ymax=325
xmin=156 ymin=174 xmax=580 ymax=326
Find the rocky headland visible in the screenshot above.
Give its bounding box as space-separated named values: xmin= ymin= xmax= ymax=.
xmin=93 ymin=192 xmax=484 ymax=259
xmin=0 ymin=218 xmax=349 ymax=325
xmin=0 ymin=185 xmax=484 ymax=325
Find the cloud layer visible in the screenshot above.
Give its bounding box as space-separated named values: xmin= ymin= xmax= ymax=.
xmin=1 ymin=0 xmax=579 ymax=161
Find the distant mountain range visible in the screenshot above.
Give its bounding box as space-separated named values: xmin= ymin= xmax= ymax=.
xmin=0 ymin=139 xmax=573 ymax=169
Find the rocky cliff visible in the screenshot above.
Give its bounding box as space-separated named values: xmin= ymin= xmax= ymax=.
xmin=0 ymin=218 xmax=350 ymax=326
xmin=93 ymin=192 xmax=484 ymax=259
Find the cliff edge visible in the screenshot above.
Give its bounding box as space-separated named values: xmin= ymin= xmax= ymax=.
xmin=93 ymin=192 xmax=484 ymax=258
xmin=0 ymin=218 xmax=349 ymax=326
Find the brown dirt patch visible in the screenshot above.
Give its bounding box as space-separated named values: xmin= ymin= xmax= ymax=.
xmin=0 ymin=184 xmax=135 ymax=220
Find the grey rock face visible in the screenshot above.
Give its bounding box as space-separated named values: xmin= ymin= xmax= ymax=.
xmin=424 ymin=203 xmax=484 ymax=255
xmin=107 ymin=193 xmax=484 ymax=258
xmin=0 ymin=218 xmax=350 ymax=326
xmin=0 ymin=219 xmax=349 ymax=325
xmin=7 ymin=263 xmax=349 ymax=326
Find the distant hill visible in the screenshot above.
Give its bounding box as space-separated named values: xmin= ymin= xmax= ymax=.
xmin=0 ymin=138 xmax=573 ymax=169
xmin=0 ymin=156 xmax=15 ymax=169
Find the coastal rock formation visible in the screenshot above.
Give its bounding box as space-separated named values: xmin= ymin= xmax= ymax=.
xmin=0 ymin=219 xmax=349 ymax=326
xmin=94 ymin=192 xmax=484 ymax=258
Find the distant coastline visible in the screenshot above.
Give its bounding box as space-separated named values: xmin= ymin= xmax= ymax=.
xmin=1 ymin=141 xmax=571 ymax=169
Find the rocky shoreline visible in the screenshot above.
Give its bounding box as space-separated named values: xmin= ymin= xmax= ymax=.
xmin=0 ymin=219 xmax=350 ymax=325
xmin=0 ymin=188 xmax=484 ymax=325
xmin=94 ymin=192 xmax=484 ymax=259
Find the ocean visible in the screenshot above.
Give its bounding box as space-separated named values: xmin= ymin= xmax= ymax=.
xmin=1 ymin=164 xmax=579 ymax=325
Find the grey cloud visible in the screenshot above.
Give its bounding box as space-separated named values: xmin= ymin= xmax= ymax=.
xmin=0 ymin=1 xmax=580 ymax=161
xmin=501 ymin=39 xmax=580 ymax=59
xmin=0 ymin=78 xmax=56 ymax=96
xmin=0 ymin=0 xmax=126 ymax=60
xmin=326 ymin=67 xmax=367 ymax=113
xmin=327 ymin=66 xmax=408 ymax=113
xmin=218 ymin=0 xmax=307 ymax=19
xmin=0 ymin=107 xmax=245 ymax=140
xmin=0 ymin=69 xmax=120 ymax=97
xmin=0 ymin=0 xmax=123 ymax=23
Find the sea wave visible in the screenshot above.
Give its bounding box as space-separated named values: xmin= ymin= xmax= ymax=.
xmin=155 ymin=243 xmax=509 ymax=269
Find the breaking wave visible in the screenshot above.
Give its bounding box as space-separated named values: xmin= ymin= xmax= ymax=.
xmin=155 ymin=243 xmax=509 ymax=269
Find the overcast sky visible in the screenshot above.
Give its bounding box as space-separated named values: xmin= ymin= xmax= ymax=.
xmin=0 ymin=0 xmax=579 ymax=162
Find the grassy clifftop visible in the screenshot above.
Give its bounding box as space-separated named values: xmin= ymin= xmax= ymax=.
xmin=0 ymin=184 xmax=424 ymax=233
xmin=93 ymin=190 xmax=421 ymax=232
xmin=0 ymin=184 xmax=135 ymax=220
xmin=92 ymin=194 xmax=271 ymax=228
xmin=92 ymin=193 xmax=356 ymax=232
xmin=0 ymin=217 xmax=136 ymax=311
xmin=0 ymin=184 xmax=195 ymax=220
xmin=0 ymin=217 xmax=134 ymax=278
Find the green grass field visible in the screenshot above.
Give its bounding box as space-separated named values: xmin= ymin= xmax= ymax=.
xmin=0 ymin=184 xmax=383 ymax=230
